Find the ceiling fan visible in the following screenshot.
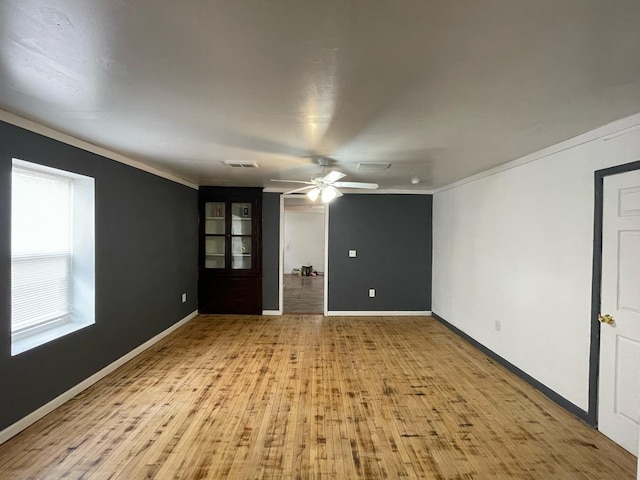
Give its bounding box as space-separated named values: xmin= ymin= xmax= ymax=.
xmin=271 ymin=158 xmax=379 ymax=203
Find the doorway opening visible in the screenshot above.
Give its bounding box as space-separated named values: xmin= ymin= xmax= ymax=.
xmin=281 ymin=196 xmax=327 ymax=314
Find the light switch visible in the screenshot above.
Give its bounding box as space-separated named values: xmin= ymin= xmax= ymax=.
xmin=349 ymin=250 xmax=357 ymax=257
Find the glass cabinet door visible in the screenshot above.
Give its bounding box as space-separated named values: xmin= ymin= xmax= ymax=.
xmin=205 ymin=202 xmax=225 ymax=234
xmin=231 ymin=202 xmax=252 ymax=269
xmin=204 ymin=202 xmax=225 ymax=268
xmin=203 ymin=201 xmax=254 ymax=270
xmin=231 ymin=237 xmax=252 ymax=269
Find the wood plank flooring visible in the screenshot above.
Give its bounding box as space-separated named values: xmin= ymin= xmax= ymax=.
xmin=0 ymin=315 xmax=635 ymax=479
xmin=283 ymin=274 xmax=324 ymax=314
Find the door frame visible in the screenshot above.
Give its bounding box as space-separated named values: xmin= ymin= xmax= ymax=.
xmin=278 ymin=195 xmax=329 ymax=315
xmin=589 ymin=159 xmax=640 ymax=426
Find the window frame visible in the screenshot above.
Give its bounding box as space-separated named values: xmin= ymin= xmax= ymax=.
xmin=11 ymin=159 xmax=96 ymax=355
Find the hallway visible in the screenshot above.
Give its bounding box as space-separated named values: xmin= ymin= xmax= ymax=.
xmin=283 ymin=273 xmax=324 ymax=314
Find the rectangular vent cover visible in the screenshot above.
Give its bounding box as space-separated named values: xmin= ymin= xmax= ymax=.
xmin=223 ymin=160 xmax=258 ymax=168
xmin=358 ymin=162 xmax=390 ymax=171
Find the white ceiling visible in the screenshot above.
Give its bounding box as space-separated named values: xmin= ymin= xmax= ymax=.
xmin=1 ymin=1 xmax=639 ymax=190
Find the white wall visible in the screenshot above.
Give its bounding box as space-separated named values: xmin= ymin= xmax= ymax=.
xmin=284 ymin=210 xmax=325 ymax=274
xmin=432 ymin=113 xmax=640 ymax=410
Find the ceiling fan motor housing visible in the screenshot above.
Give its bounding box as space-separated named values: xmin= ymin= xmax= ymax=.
xmin=316 ymin=157 xmax=330 ymax=168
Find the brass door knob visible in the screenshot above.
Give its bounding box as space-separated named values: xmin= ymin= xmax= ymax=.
xmin=598 ymin=314 xmax=615 ymax=325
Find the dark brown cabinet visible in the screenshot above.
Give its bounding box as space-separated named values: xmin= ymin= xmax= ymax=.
xmin=198 ymin=187 xmax=262 ymax=314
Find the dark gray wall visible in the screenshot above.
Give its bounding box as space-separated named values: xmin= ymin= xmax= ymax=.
xmin=328 ymin=195 xmax=432 ymax=311
xmin=262 ymin=193 xmax=281 ymax=311
xmin=0 ymin=121 xmax=198 ymax=431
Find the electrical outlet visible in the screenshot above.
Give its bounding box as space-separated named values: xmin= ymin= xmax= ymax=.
xmin=182 ymin=293 xmax=187 ymax=303
xmin=349 ymin=250 xmax=357 ymax=258
xmin=369 ymin=288 xmax=375 ymax=298
xmin=495 ymin=320 xmax=501 ymax=332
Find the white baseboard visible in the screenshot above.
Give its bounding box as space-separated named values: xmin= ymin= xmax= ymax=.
xmin=326 ymin=310 xmax=432 ymax=316
xmin=263 ymin=311 xmax=432 ymax=317
xmin=0 ymin=310 xmax=198 ymax=446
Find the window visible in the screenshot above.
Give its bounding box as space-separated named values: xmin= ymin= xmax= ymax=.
xmin=11 ymin=159 xmax=95 ymax=355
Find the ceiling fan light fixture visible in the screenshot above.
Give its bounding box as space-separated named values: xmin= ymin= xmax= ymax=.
xmin=321 ymin=186 xmax=338 ymax=203
xmin=307 ymin=187 xmax=320 ymax=201
xmin=277 ymin=157 xmax=379 ymax=198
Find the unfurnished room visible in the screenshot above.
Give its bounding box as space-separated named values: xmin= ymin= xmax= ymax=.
xmin=1 ymin=1 xmax=640 ymax=478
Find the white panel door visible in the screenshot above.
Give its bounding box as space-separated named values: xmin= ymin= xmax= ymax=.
xmin=599 ymin=169 xmax=640 ymax=455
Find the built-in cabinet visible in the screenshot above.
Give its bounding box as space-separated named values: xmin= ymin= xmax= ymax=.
xmin=198 ymin=187 xmax=262 ymax=314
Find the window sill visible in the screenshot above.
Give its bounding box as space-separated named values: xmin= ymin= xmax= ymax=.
xmin=11 ymin=318 xmax=95 ymax=356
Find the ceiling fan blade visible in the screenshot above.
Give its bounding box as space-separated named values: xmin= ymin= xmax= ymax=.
xmin=323 ymin=171 xmax=346 ymax=184
xmin=270 ymin=179 xmax=315 ymax=185
xmin=332 ymin=181 xmax=379 ymax=189
xmin=283 ymin=185 xmax=314 ymax=195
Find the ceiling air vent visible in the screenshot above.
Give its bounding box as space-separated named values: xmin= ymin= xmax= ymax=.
xmin=223 ymin=160 xmax=258 ymax=168
xmin=357 ymin=162 xmax=390 ymax=171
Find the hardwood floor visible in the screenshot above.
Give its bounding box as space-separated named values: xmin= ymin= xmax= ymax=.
xmin=283 ymin=274 xmax=324 ymax=314
xmin=0 ymin=315 xmax=635 ymax=479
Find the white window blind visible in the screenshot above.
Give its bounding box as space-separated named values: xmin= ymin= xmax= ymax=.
xmin=12 ymin=166 xmax=73 ymax=334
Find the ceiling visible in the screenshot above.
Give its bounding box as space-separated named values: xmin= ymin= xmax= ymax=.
xmin=1 ymin=1 xmax=639 ymax=190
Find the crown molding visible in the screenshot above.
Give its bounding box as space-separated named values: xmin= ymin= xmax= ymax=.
xmin=435 ymin=112 xmax=640 ymax=194
xmin=263 ymin=187 xmax=433 ymax=195
xmin=0 ymin=109 xmax=198 ymax=190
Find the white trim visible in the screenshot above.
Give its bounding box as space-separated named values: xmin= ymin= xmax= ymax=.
xmin=13 ymin=158 xmax=91 ymax=179
xmin=264 ymin=187 xmax=296 ymax=193
xmin=278 ymin=195 xmax=285 ymax=313
xmin=0 ymin=310 xmax=198 ymax=446
xmin=602 ymin=122 xmax=640 ymax=141
xmin=346 ymin=189 xmax=434 ymax=195
xmin=263 ymin=187 xmax=433 ymax=195
xmin=0 ymin=109 xmax=198 ymax=190
xmin=435 ymin=112 xmax=640 ymax=194
xmin=262 ymin=310 xmax=283 ymax=315
xmin=324 ymin=204 xmax=330 ymax=316
xmin=326 ymin=311 xmax=432 ymax=316
xmin=12 ymin=318 xmax=94 ymax=357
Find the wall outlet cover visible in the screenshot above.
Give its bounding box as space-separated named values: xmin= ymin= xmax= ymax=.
xmin=349 ymin=250 xmax=357 ymax=257
xmin=369 ymin=288 xmax=375 ymax=298
xmin=182 ymin=293 xmax=187 ymax=303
